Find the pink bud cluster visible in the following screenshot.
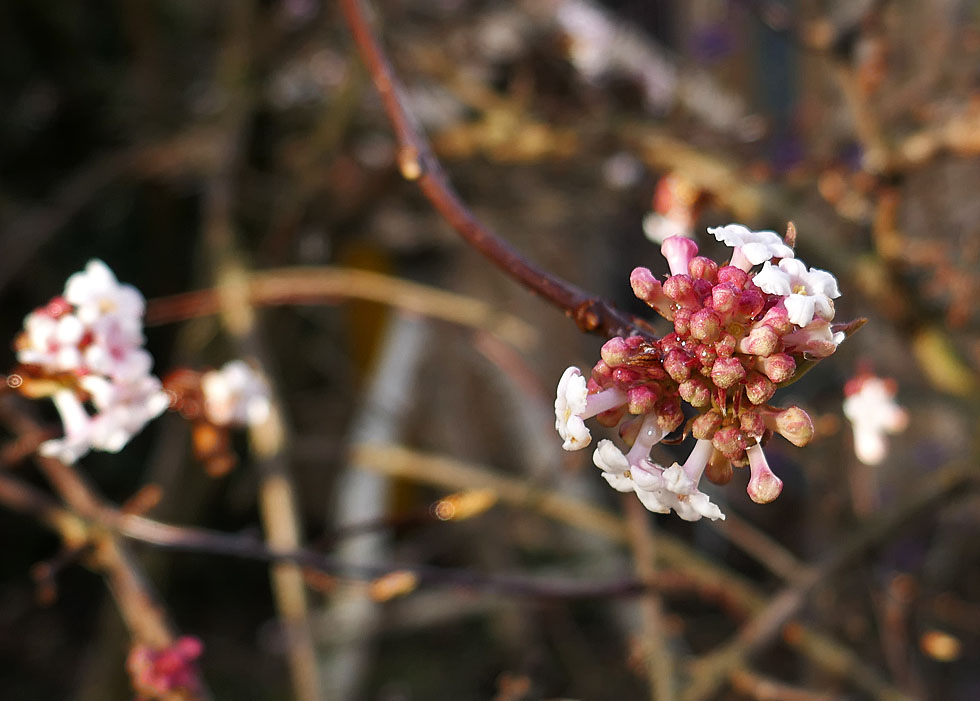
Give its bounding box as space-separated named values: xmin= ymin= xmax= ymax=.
xmin=127 ymin=636 xmax=203 ymax=701
xmin=556 ymin=225 xmax=845 ymax=517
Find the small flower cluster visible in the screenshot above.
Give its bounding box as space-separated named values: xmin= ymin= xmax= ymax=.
xmin=127 ymin=636 xmax=203 ymax=701
xmin=13 ymin=261 xmax=169 ymax=464
xmin=556 ymin=224 xmax=845 ymax=520
xmin=163 ymin=361 xmax=271 ymax=476
xmin=843 ymin=370 xmax=908 ymax=465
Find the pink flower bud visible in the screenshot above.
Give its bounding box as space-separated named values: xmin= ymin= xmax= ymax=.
xmin=600 ymin=337 xmax=630 ymax=367
xmin=691 ymin=410 xmax=723 ymax=439
xmin=662 ymin=236 xmax=699 ymax=276
xmin=693 ymin=278 xmax=714 ymax=302
xmin=663 ymin=274 xmax=700 ymax=310
xmin=627 ymin=385 xmax=659 ymax=414
xmin=689 ymin=256 xmax=718 ymax=281
xmin=630 ymin=267 xmax=671 ymax=317
xmin=664 ymin=349 xmax=694 ymax=382
xmin=690 ymin=308 xmax=722 ymax=343
xmin=711 ymin=357 xmax=747 ymax=389
xmin=655 ymin=397 xmax=684 ymax=433
xmin=696 ymin=343 xmax=718 ymax=368
xmin=591 ymin=359 xmax=613 ymax=381
xmin=758 ymin=353 xmax=796 ymax=384
xmin=735 ymin=288 xmax=766 ymax=321
xmin=679 ymin=378 xmax=711 ymax=407
xmin=737 ymin=324 xmax=780 ymax=356
xmin=739 ymin=410 xmax=766 ymax=438
xmin=717 ymin=265 xmax=749 ymax=288
xmin=744 ymin=371 xmax=776 ymax=404
xmin=746 ymin=443 xmax=783 ymax=504
xmin=612 ymin=367 xmax=641 ymax=384
xmin=765 ymin=405 xmax=814 ymax=447
xmin=711 ymin=283 xmax=739 ymax=317
xmin=757 ymin=304 xmax=792 ymax=335
xmin=714 ymin=333 xmax=737 ymax=358
xmin=712 ymin=425 xmax=747 ymax=461
xmin=673 ymin=307 xmax=692 ymax=337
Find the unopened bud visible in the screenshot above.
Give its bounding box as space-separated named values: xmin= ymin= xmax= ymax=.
xmin=711 ymin=357 xmax=747 ymax=389
xmin=663 ymin=274 xmax=700 ymax=310
xmin=630 ymin=267 xmax=671 ymax=317
xmin=627 ymin=385 xmax=658 ymax=415
xmin=759 ymin=353 xmax=796 ymax=384
xmin=690 ymin=308 xmax=722 ymax=343
xmin=735 ymin=288 xmax=766 ymax=321
xmin=769 ymin=405 xmax=814 ymax=447
xmin=712 ymin=425 xmax=747 ymax=461
xmin=655 ymin=397 xmax=684 ymax=434
xmin=717 ymin=265 xmax=749 ymax=288
xmin=714 ymin=333 xmax=737 ymax=358
xmin=673 ymin=307 xmax=692 ymax=337
xmin=691 ymin=410 xmax=723 ymax=439
xmin=679 ymin=378 xmax=711 ymax=407
xmin=705 ymin=449 xmax=733 ymax=485
xmin=738 ymin=324 xmax=780 ymax=357
xmin=664 ymin=349 xmax=694 ymax=382
xmin=744 ymin=371 xmax=776 ymax=404
xmin=689 ymin=256 xmax=718 ymax=281
xmin=746 ymin=443 xmax=783 ymax=504
xmin=739 ymin=410 xmax=766 ymax=438
xmin=600 ymin=337 xmax=630 ymax=367
xmin=662 ymin=236 xmax=699 ymax=277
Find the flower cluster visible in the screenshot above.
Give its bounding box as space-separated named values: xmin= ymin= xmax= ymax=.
xmin=13 ymin=260 xmax=169 ymax=463
xmin=555 ymin=224 xmax=845 ymax=520
xmin=127 ymin=636 xmax=203 ymax=701
xmin=843 ymin=371 xmax=908 ymax=465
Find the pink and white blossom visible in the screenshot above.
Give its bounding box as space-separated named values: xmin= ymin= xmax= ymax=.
xmin=708 ymin=224 xmax=794 ymax=271
xmin=843 ymin=374 xmax=908 ymax=465
xmin=753 ymin=259 xmax=841 ymax=327
xmin=201 ymin=360 xmax=272 ymax=427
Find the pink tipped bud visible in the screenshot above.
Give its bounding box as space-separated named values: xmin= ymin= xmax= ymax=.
xmin=673 ymin=307 xmax=692 ymax=337
xmin=664 ymin=349 xmax=694 ymax=382
xmin=711 ymin=283 xmax=739 ymax=317
xmin=591 ymin=359 xmax=613 ymax=381
xmin=679 ymin=378 xmax=711 ymax=407
xmin=627 ymin=385 xmax=658 ymax=415
xmin=717 ymin=265 xmax=749 ymax=288
xmin=714 ymin=333 xmax=737 ymax=358
xmin=655 ymin=397 xmax=684 ymax=434
xmin=690 ymin=308 xmax=722 ymax=343
xmin=712 ymin=425 xmax=747 ymax=461
xmin=757 ymin=304 xmax=792 ymax=335
xmin=735 ymin=289 xmax=766 ymax=321
xmin=746 ymin=443 xmax=783 ymax=504
xmin=689 ymin=256 xmax=718 ymax=281
xmin=711 ymin=357 xmax=747 ymax=389
xmin=737 ymin=324 xmax=780 ymax=357
xmin=693 ymin=278 xmax=714 ymax=302
xmin=696 ymin=343 xmax=718 ymax=368
xmin=663 ymin=274 xmax=700 ymax=310
xmin=662 ymin=236 xmax=699 ymax=277
xmin=744 ymin=371 xmax=776 ymax=404
xmin=600 ymin=337 xmax=630 ymax=367
xmin=612 ymin=367 xmax=641 ymax=384
xmin=767 ymin=405 xmax=815 ymax=447
xmin=739 ymin=410 xmax=766 ymax=438
xmin=691 ymin=410 xmax=723 ymax=439
xmin=758 ymin=353 xmax=796 ymax=384
xmin=630 ymin=267 xmax=672 ymax=318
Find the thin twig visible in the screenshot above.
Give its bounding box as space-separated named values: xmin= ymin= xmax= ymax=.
xmin=336 ymin=0 xmax=651 ymax=339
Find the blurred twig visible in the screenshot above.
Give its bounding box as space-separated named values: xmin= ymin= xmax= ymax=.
xmin=145 ymin=266 xmax=538 ymax=352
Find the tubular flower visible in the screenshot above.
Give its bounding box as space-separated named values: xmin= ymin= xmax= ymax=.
xmin=13 ymin=260 xmax=169 ymax=463
xmin=554 ymin=225 xmax=848 ymax=518
xmin=843 ymin=372 xmax=908 ymax=465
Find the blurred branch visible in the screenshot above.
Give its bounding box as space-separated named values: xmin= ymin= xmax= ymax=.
xmin=145 ymin=266 xmax=538 ymax=352
xmin=337 ymin=0 xmax=651 ymax=339
xmin=682 ymin=463 xmax=978 ymax=701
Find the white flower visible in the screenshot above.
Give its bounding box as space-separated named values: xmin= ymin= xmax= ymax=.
xmin=23 ymin=260 xmax=169 ymax=463
xmin=753 ymin=259 xmax=841 ymax=327
xmin=843 ymin=376 xmax=908 ymax=465
xmin=554 ymin=367 xmax=627 ymax=451
xmin=201 ymin=360 xmax=272 ymax=427
xmin=65 ymin=259 xmax=145 ymax=327
xmin=708 ymin=224 xmax=794 ymax=270
xmin=591 ymin=437 xmax=725 ymax=521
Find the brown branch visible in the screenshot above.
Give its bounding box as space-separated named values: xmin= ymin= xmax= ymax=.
xmin=336 ymin=0 xmax=650 ymax=339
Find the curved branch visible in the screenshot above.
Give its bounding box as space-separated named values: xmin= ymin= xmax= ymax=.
xmin=337 ymin=0 xmax=651 ymax=339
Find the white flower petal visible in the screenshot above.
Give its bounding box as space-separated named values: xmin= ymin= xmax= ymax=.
xmin=752 ymin=262 xmax=793 ymax=296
